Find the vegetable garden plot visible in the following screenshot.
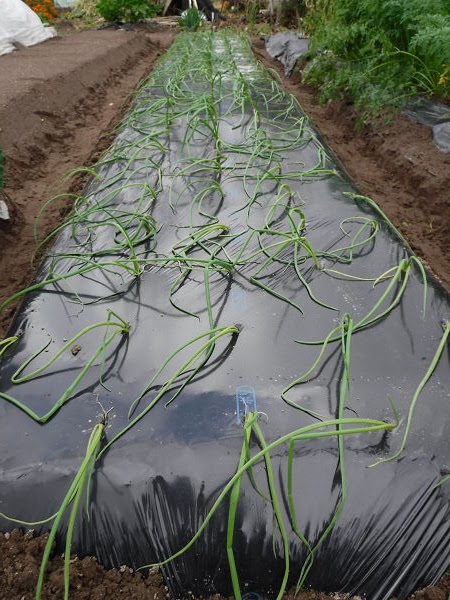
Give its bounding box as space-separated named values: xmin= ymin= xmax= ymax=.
xmin=1 ymin=29 xmax=450 ymax=600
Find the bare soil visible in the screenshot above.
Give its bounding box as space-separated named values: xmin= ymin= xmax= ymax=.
xmin=0 ymin=530 xmax=167 ymax=600
xmin=1 ymin=20 xmax=449 ymax=600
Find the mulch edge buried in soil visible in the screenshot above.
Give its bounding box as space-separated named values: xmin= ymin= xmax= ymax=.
xmin=2 ymin=529 xmax=450 ymax=600
xmin=0 ymin=25 xmax=450 ymax=598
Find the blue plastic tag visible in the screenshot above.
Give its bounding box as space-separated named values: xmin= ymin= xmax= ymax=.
xmin=235 ymin=385 xmax=257 ymax=424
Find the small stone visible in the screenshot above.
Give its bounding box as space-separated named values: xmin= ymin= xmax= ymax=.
xmin=0 ymin=199 xmax=9 ymax=221
xmin=0 ymin=190 xmax=13 ymax=222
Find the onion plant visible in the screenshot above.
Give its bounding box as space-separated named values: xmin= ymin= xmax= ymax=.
xmin=1 ymin=413 xmax=106 ymax=600
xmin=371 ymin=321 xmax=450 ymax=467
xmin=138 ymin=411 xmax=396 ymax=600
xmin=99 ymin=323 xmax=240 ymax=457
xmin=0 ymin=310 xmax=128 ymax=422
xmin=0 ymin=336 xmax=17 ymax=358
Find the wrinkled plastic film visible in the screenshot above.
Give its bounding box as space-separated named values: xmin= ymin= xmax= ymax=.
xmin=264 ymin=31 xmax=309 ymax=76
xmin=1 ymin=31 xmax=450 ymax=600
xmin=402 ymin=97 xmax=450 ymax=153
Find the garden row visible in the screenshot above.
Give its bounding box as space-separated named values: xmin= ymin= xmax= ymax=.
xmin=1 ymin=29 xmax=450 ymax=600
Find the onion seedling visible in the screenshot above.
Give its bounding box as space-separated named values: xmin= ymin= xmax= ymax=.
xmin=371 ymin=321 xmax=450 ymax=467
xmin=0 ymin=412 xmax=106 ymax=600
xmin=0 ymin=310 xmax=128 ymax=423
xmin=137 ymin=413 xmax=396 ymax=599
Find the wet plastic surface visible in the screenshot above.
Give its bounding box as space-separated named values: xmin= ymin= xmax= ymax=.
xmin=1 ymin=31 xmax=450 ymax=600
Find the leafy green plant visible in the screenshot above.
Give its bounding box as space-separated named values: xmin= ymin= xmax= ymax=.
xmin=96 ymin=0 xmax=162 ymax=22
xmin=409 ymin=14 xmax=450 ymax=97
xmin=304 ymin=0 xmax=450 ymax=119
xmin=178 ymin=7 xmax=206 ymax=30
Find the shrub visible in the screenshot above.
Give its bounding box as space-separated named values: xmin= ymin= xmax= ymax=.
xmin=96 ymin=0 xmax=162 ymax=22
xmin=303 ymin=0 xmax=450 ymax=120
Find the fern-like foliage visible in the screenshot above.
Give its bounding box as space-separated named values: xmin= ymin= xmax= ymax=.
xmin=304 ymin=0 xmax=450 ymax=120
xmin=410 ymin=14 xmax=450 ymax=69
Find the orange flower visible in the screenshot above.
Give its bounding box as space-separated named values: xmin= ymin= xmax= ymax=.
xmin=25 ymin=0 xmax=58 ymax=20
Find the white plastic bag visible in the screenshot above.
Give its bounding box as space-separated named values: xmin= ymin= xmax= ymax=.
xmin=0 ymin=0 xmax=57 ymax=56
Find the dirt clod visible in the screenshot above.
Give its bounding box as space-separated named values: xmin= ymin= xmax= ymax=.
xmin=414 ymin=588 xmax=447 ymax=600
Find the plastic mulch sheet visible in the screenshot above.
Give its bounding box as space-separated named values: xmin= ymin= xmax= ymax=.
xmin=1 ymin=30 xmax=450 ymax=600
xmin=264 ymin=31 xmax=309 ymax=77
xmin=403 ymin=98 xmax=450 ymax=153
